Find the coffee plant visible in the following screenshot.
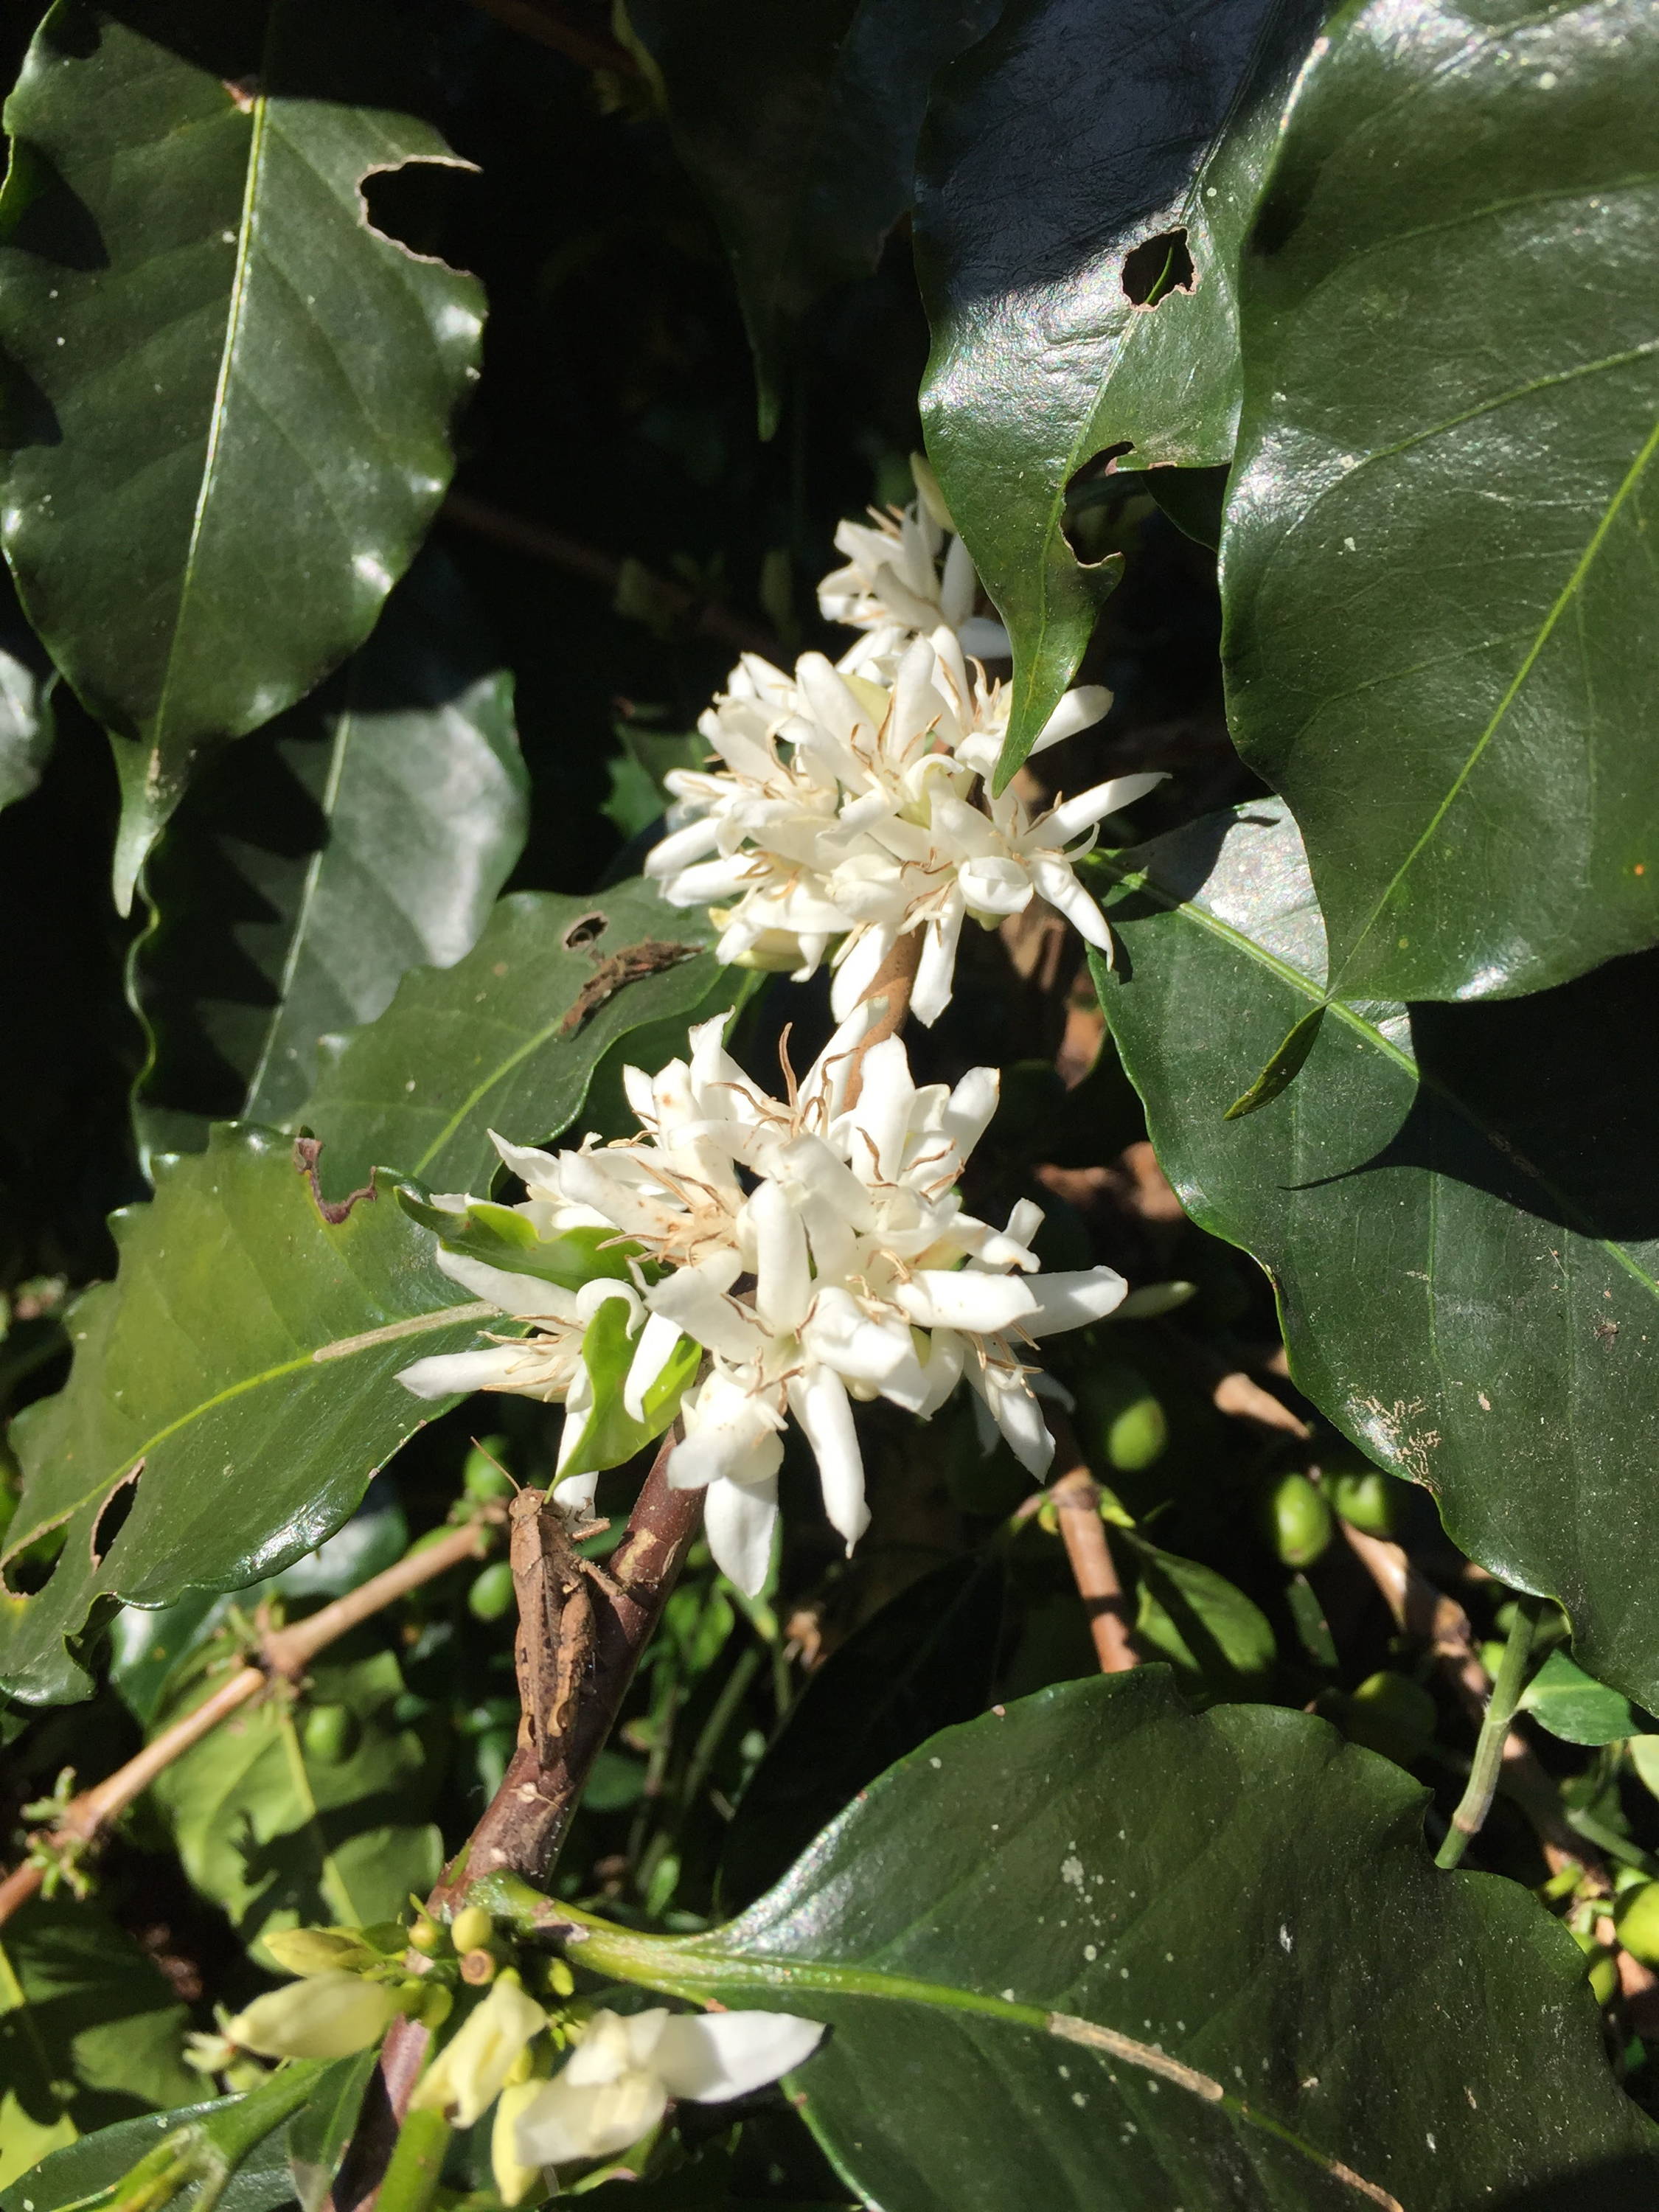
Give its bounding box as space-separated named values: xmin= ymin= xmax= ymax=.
xmin=1 ymin=1 xmax=1657 ymax=2206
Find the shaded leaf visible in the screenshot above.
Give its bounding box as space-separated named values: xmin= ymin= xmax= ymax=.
xmin=628 ymin=0 xmax=1000 ymax=437
xmin=1128 ymin=1537 xmax=1275 ymax=1697
xmin=1090 ymin=800 xmax=1659 ymax=1708
xmin=551 ymin=1672 xmax=1659 ymax=2210
xmin=0 ymin=568 xmax=52 ymax=815
xmin=298 ymin=877 xmax=732 ymax=1197
xmin=149 ymin=1647 xmax=441 ymax=1966
xmin=130 ymin=552 xmax=526 ymax=1166
xmin=0 ymin=1127 xmax=502 ymax=1705
xmin=916 ymin=0 xmax=1323 ymax=782
xmin=720 ymin=1551 xmax=1005 ymax=1911
xmin=1519 ymin=1651 xmax=1647 ymax=1750
xmin=0 ymin=1 xmax=485 ymax=902
xmin=1222 ymin=0 xmax=1659 ymax=1004
xmin=285 ymin=2051 xmax=375 ymax=2212
xmin=0 ymin=1899 xmax=196 ymax=2188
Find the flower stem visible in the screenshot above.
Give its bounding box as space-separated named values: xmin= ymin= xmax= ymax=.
xmin=1046 ymin=1415 xmax=1137 ymax=1674
xmin=371 ymin=2109 xmax=452 ymax=2212
xmin=1436 ymin=1593 xmax=1545 ymax=1871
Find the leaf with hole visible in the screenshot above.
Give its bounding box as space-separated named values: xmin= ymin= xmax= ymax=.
xmin=1089 ymin=799 xmax=1659 ymax=1711
xmin=297 ymin=877 xmax=732 ymax=1198
xmin=1222 ymin=0 xmax=1659 ymax=1004
xmin=0 ymin=1899 xmax=198 ymax=2188
xmin=147 ymin=1645 xmax=442 ymax=1967
xmin=0 ymin=1127 xmax=503 ymax=1705
xmin=627 ymin=0 xmax=1001 ymax=437
xmin=129 ymin=550 xmax=526 ymax=1168
xmin=0 ymin=0 xmax=484 ymax=904
xmin=915 ymin=0 xmax=1324 ymax=783
xmin=505 ymin=1672 xmax=1659 ymax=2210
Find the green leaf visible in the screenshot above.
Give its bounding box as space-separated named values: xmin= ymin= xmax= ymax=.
xmin=285 ymin=2051 xmax=374 ymax=2212
xmin=1127 ymin=1538 xmax=1276 ymax=1698
xmin=130 ymin=551 xmax=526 ymax=1166
xmin=720 ymin=1551 xmax=1005 ymax=1912
xmin=627 ymin=0 xmax=1000 ymax=437
xmin=0 ymin=1899 xmax=197 ymax=2188
xmin=502 ymin=1673 xmax=1659 ymax=2210
xmin=0 ymin=1 xmax=485 ymax=905
xmin=1519 ymin=1650 xmax=1649 ymax=1750
xmin=559 ymin=1293 xmax=700 ymax=1483
xmin=0 ymin=2101 xmax=296 ymax=2212
xmin=0 ymin=571 xmax=52 ymax=816
xmin=394 ymin=1193 xmax=641 ymax=1295
xmin=297 ymin=877 xmax=733 ymax=1197
xmin=0 ymin=1127 xmax=504 ymax=1705
xmin=148 ymin=1646 xmax=441 ymax=1967
xmin=1222 ymin=0 xmax=1659 ymax=1004
xmin=915 ymin=0 xmax=1324 ymax=785
xmin=600 ymin=725 xmax=706 ymax=843
xmin=1089 ymin=799 xmax=1659 ymax=1710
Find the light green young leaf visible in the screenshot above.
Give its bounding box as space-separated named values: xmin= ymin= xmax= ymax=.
xmin=1223 ymin=0 xmax=1659 ymax=1004
xmin=395 ymin=1189 xmax=641 ymax=1294
xmin=916 ymin=0 xmax=1324 ymax=785
xmin=487 ymin=1672 xmax=1659 ymax=2210
xmin=0 ymin=1 xmax=485 ymax=904
xmin=559 ymin=1294 xmax=700 ymax=1484
xmin=1518 ymin=1652 xmax=1648 ymax=1750
xmin=1088 ymin=800 xmax=1659 ymax=1711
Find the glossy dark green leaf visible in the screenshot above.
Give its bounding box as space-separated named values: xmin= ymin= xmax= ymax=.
xmin=285 ymin=2051 xmax=374 ymax=2212
xmin=627 ymin=0 xmax=999 ymax=437
xmin=1222 ymin=0 xmax=1659 ymax=1004
xmin=0 ymin=1 xmax=485 ymax=905
xmin=537 ymin=1672 xmax=1659 ymax=2210
xmin=720 ymin=1551 xmax=1005 ymax=1911
xmin=149 ymin=1646 xmax=441 ymax=1966
xmin=298 ymin=877 xmax=731 ymax=1197
xmin=0 ymin=1900 xmax=198 ymax=2188
xmin=1519 ymin=1652 xmax=1647 ymax=1750
xmin=130 ymin=552 xmax=526 ymax=1166
xmin=1090 ymin=800 xmax=1659 ymax=1709
xmin=0 ymin=1127 xmax=502 ymax=1705
xmin=0 ymin=570 xmax=52 ymax=815
xmin=915 ymin=0 xmax=1323 ymax=783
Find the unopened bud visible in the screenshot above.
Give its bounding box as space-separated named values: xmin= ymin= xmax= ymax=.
xmin=492 ymin=2080 xmax=546 ymax=2207
xmin=411 ymin=1973 xmax=548 ymax=2129
xmin=408 ymin=1915 xmax=444 ymax=1956
xmin=263 ymin=1927 xmax=375 ymax=1977
xmin=545 ymin=1958 xmax=575 ymax=1999
xmin=226 ymin=1972 xmax=398 ymax=2061
xmin=451 ymin=1904 xmax=493 ymax=1954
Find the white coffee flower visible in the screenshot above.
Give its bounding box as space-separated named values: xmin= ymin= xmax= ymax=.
xmin=412 ymin=1972 xmax=549 ymax=2130
xmin=225 ymin=1971 xmax=399 ymax=2062
xmin=818 ymin=494 xmax=1010 ymax=669
xmin=512 ymin=2006 xmax=824 ymax=2168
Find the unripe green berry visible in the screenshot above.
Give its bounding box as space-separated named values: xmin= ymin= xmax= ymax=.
xmin=463 ymin=1439 xmax=516 ymax=1503
xmin=1079 ymin=1361 xmax=1167 ymax=1474
xmin=408 ymin=1916 xmax=444 ymax=1955
xmin=468 ymin=1561 xmax=517 ymax=1622
xmin=1616 ymin=1880 xmax=1659 ymax=1966
xmin=1329 ymin=1468 xmax=1399 ymax=1539
xmin=1263 ymin=1471 xmax=1333 ymax=1570
xmin=420 ymin=1983 xmax=454 ymax=2031
xmin=301 ymin=1703 xmax=355 ymax=1764
xmin=1343 ymin=1671 xmax=1436 ymax=1765
xmin=451 ymin=1903 xmax=493 ymax=1954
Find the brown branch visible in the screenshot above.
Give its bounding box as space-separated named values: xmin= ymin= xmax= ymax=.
xmin=841 ymin=928 xmax=924 ymax=1111
xmin=441 ymin=491 xmax=780 ymax=663
xmin=464 ymin=0 xmax=634 ymax=71
xmin=0 ymin=1515 xmax=498 ymax=1930
xmin=1047 ymin=1418 xmax=1138 ymax=1674
xmin=327 ymin=2014 xmax=433 ymax=2212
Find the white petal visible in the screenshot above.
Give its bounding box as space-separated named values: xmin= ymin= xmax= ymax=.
xmin=1044 ymin=771 xmax=1165 ymax=843
xmin=787 ymin=1365 xmax=869 ymax=1552
xmin=911 ymin=897 xmax=963 ymax=1028
xmin=703 ymin=1472 xmax=779 ymax=1595
xmin=653 ymin=2011 xmax=827 ymax=2103
xmin=623 ymin=1311 xmax=687 ymax=1421
xmin=397 ymin=1345 xmax=538 ymax=1401
xmin=552 ymin=1469 xmax=599 ymax=1517
xmin=1028 ymin=855 xmax=1113 ymax=950
xmin=803 ymin=1289 xmax=929 ymax=1411
xmin=829 ymin=923 xmax=892 ymax=1022
xmin=435 ymin=1247 xmax=580 ymax=1321
xmin=748 ymin=1178 xmax=812 ymax=1332
xmin=845 ymin=1034 xmax=914 ymax=1182
xmin=669 ymin=1374 xmax=785 ymax=1492
xmin=1031 ymin=684 xmax=1111 ymax=753
xmin=959 ymin=613 xmax=1011 ymax=659
xmin=894 ymin=1270 xmax=1037 ymax=1335
xmin=488 ymin=1132 xmax=565 ymax=1196
xmin=969 ymin=1361 xmax=1055 ymax=1475
xmin=644 ymin=815 xmax=721 ymax=878
xmin=940 ymin=1063 xmax=999 ymax=1162
xmin=939 ymin=533 xmax=977 ymax=627
xmin=647 ymin=1269 xmax=762 ymax=1366
xmin=958 ymin=855 xmax=1033 ymax=917
xmin=1022 ymin=1267 xmax=1129 ymax=1335
xmin=512 ymin=2070 xmax=668 ymax=2167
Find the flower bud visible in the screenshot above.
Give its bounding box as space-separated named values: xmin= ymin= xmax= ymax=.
xmin=408 ymin=1915 xmax=444 ymax=1956
xmin=226 ymin=1972 xmax=399 ymax=2061
xmin=262 ymin=1927 xmax=375 ymax=1977
xmin=421 ymin=1983 xmax=455 ymax=2031
xmin=411 ymin=1972 xmax=548 ymax=2129
xmin=492 ymin=2080 xmax=546 ymax=2207
xmin=451 ymin=1904 xmax=494 ymax=1954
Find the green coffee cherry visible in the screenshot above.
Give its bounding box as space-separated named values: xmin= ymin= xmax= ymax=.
xmin=1263 ymin=1472 xmax=1333 ymax=1570
xmin=420 ymin=1983 xmax=454 ymax=2031
xmin=1616 ymin=1881 xmax=1659 ymax=1966
xmin=1329 ymin=1468 xmax=1399 ymax=1539
xmin=468 ymin=1561 xmax=517 ymax=1622
xmin=1343 ymin=1672 xmax=1436 ymax=1765
xmin=301 ymin=1703 xmax=355 ymax=1764
xmin=464 ymin=1438 xmax=516 ymax=1503
xmin=451 ymin=1903 xmax=494 ymax=1955
xmin=1571 ymin=1924 xmax=1621 ymax=2005
xmin=1079 ymin=1361 xmax=1168 ymax=1474
xmin=408 ymin=1915 xmax=444 ymax=1956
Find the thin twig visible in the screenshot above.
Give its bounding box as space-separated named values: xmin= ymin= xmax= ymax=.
xmin=1436 ymin=1594 xmax=1544 ymax=1869
xmin=1046 ymin=1416 xmax=1138 ymax=1674
xmin=464 ymin=0 xmax=635 ymax=70
xmin=0 ymin=1515 xmax=498 ymax=1930
xmin=441 ymin=491 xmax=780 ymax=662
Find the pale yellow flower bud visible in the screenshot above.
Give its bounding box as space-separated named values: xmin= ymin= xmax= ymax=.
xmin=226 ymin=1971 xmax=398 ymax=2061
xmin=491 ymin=2079 xmax=547 ymax=2207
xmin=411 ymin=1971 xmax=549 ymax=2129
xmin=262 ymin=1927 xmax=375 ymax=1977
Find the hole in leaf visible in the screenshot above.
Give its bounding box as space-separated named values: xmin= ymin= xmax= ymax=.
xmin=90 ymin=1468 xmax=141 ymax=1568
xmin=359 ymin=160 xmax=480 ymax=270
xmin=1062 ymin=444 xmax=1139 ymax=564
xmin=563 ymin=911 xmax=607 ymax=952
xmin=4 ymin=1523 xmax=66 ymax=1597
xmin=1121 ymin=228 xmax=1196 ymax=310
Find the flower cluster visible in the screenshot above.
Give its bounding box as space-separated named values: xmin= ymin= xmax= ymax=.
xmin=400 ymin=1012 xmax=1127 ymax=1593
xmin=644 ymin=487 xmax=1163 ymax=1025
